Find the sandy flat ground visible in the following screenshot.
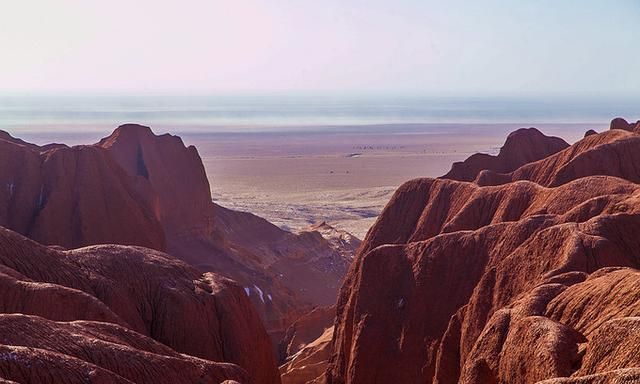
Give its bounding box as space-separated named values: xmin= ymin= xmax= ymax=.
xmin=182 ymin=123 xmax=594 ymax=238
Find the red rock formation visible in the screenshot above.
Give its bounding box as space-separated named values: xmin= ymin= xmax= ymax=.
xmin=198 ymin=203 xmax=353 ymax=343
xmin=0 ymin=125 xmax=354 ymax=351
xmin=0 ymin=226 xmax=280 ymax=384
xmin=539 ymin=369 xmax=640 ymax=384
xmin=326 ymin=125 xmax=640 ymax=384
xmin=471 ymin=129 xmax=640 ymax=187
xmin=584 ymin=129 xmax=598 ymax=137
xmin=307 ymin=222 xmax=360 ymax=260
xmin=1 ymin=124 xmax=358 ymax=383
xmin=280 ymin=306 xmax=336 ymax=359
xmin=0 ymin=314 xmax=250 ymax=384
xmin=442 ymin=128 xmax=568 ymax=182
xmin=98 ymin=124 xmax=215 ymax=240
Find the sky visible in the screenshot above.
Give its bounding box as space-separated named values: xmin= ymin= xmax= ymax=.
xmin=1 ymin=0 xmax=639 ymax=97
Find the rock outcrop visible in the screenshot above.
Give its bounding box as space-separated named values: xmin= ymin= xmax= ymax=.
xmin=279 ymin=305 xmax=335 ymax=383
xmin=473 ymin=129 xmax=640 ymax=187
xmin=0 ymin=226 xmax=279 ymax=384
xmin=306 ymin=222 xmax=360 ymax=260
xmin=442 ymin=128 xmax=568 ymax=182
xmin=98 ymin=123 xmax=215 ymax=241
xmin=610 ymin=117 xmax=640 ymax=132
xmin=326 ymin=122 xmax=640 ymax=384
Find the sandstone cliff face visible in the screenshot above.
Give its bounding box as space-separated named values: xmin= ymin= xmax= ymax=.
xmin=0 ymin=226 xmax=279 ymax=384
xmin=326 ymin=120 xmax=640 ymax=384
xmin=0 ymin=137 xmax=165 ymax=250
xmin=98 ymin=124 xmax=215 ymax=240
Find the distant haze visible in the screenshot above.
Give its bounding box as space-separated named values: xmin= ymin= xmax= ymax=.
xmin=1 ymin=0 xmax=639 ymax=97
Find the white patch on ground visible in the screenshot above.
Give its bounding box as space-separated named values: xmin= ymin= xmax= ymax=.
xmin=267 ymin=293 xmax=272 ymax=301
xmin=243 ymin=287 xmax=251 ymax=297
xmin=253 ymin=284 xmax=265 ymax=303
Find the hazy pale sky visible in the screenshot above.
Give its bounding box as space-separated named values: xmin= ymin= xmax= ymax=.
xmin=1 ymin=0 xmax=639 ymax=96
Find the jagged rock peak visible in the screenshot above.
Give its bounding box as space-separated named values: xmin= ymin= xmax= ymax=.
xmin=610 ymin=117 xmax=640 ymax=132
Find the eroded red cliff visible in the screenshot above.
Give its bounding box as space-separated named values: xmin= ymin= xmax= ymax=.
xmin=326 ymin=119 xmax=640 ymax=384
xmin=0 ymin=136 xmax=165 ymax=250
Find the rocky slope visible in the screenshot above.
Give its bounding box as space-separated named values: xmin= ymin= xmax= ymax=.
xmin=0 ymin=226 xmax=277 ymax=384
xmin=207 ymin=205 xmax=355 ymax=342
xmin=326 ymin=119 xmax=640 ymax=384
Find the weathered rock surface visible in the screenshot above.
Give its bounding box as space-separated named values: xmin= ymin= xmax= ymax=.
xmin=278 ymin=305 xmax=336 ymax=383
xmin=326 ymin=124 xmax=640 ymax=384
xmin=0 ymin=314 xmax=250 ymax=384
xmin=99 ymin=125 xmax=353 ymax=340
xmin=0 ymin=226 xmax=279 ymax=384
xmin=474 ymin=128 xmax=640 ymax=187
xmin=0 ymin=135 xmax=165 ymax=250
xmin=307 ymin=222 xmax=360 ymax=260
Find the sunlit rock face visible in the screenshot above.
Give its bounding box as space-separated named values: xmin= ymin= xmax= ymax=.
xmin=326 ymin=123 xmax=640 ymax=384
